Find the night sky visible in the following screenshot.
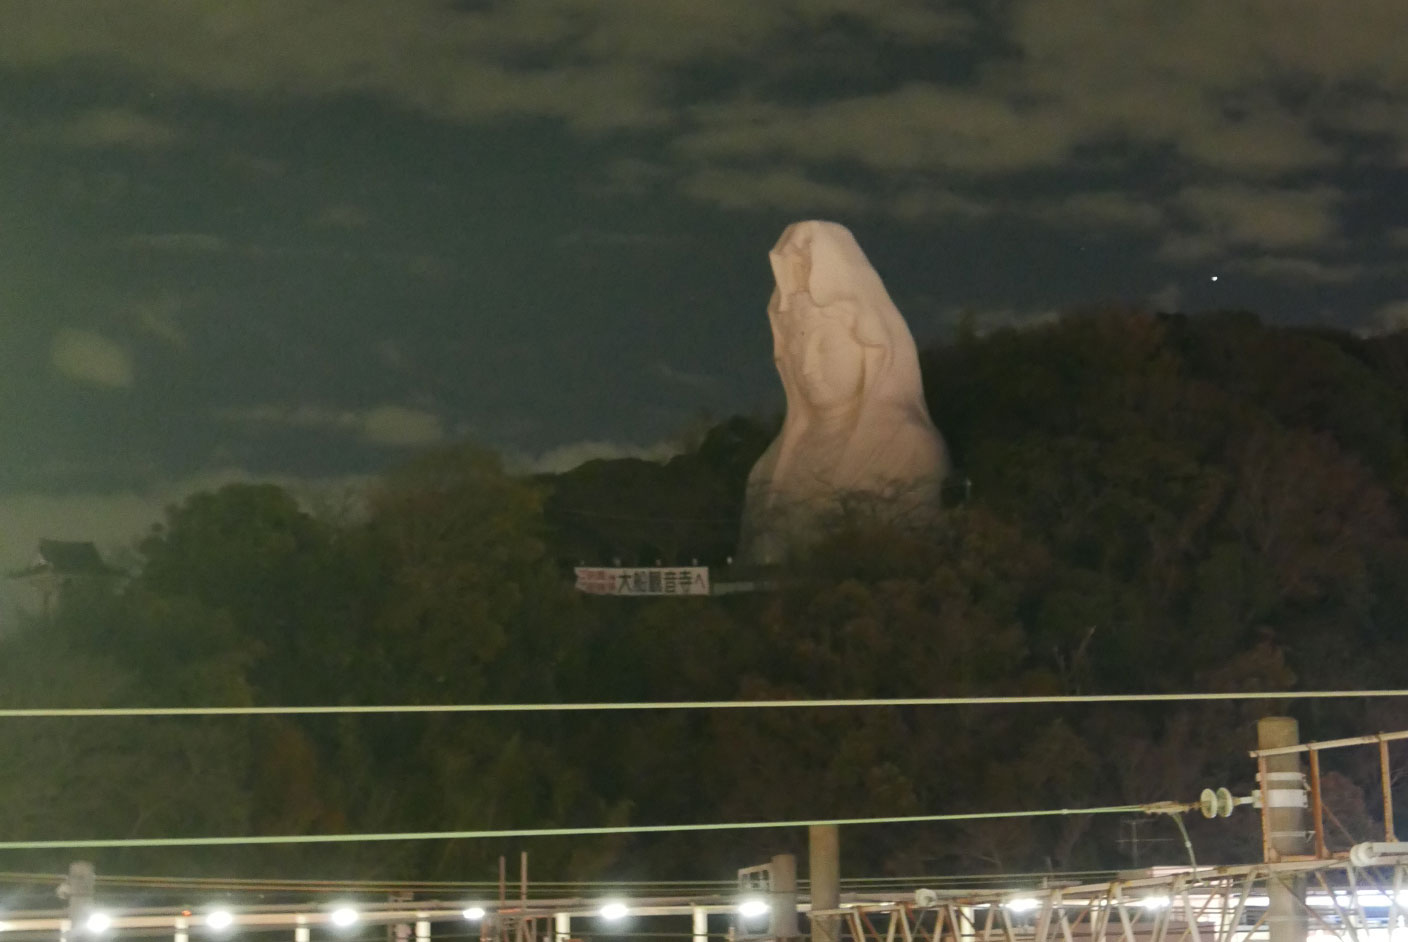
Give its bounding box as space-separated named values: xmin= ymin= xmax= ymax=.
xmin=2 ymin=0 xmax=1407 ymax=577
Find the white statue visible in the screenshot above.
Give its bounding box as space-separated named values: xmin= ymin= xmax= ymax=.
xmin=738 ymin=221 xmax=949 ymax=565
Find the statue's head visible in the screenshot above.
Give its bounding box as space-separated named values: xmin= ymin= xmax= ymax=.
xmin=767 ymin=221 xmax=908 ymax=419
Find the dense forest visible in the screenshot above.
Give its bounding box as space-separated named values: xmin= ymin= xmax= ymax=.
xmin=5 ymin=309 xmax=1408 ymax=888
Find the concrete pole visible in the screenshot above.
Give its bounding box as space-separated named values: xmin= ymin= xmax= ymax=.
xmin=959 ymin=907 xmax=975 ymax=942
xmin=770 ymin=854 xmax=800 ymax=940
xmin=393 ymin=893 xmax=414 ymax=942
xmin=65 ymin=862 xmax=96 ymax=936
xmin=1259 ymin=716 xmax=1309 ymax=942
xmin=516 ymin=852 xmax=529 ymax=942
xmin=691 ymin=906 xmax=707 ymax=942
xmin=808 ymin=826 xmax=840 ymax=942
xmin=496 ymin=855 xmax=508 ymax=942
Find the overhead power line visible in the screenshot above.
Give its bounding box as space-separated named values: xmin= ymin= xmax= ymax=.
xmin=0 ymin=868 xmax=1119 ymax=894
xmin=0 ymin=804 xmax=1155 ymax=852
xmin=1 ymin=689 xmax=1406 ymax=718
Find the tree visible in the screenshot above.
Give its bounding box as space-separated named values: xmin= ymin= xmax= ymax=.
xmin=0 ymin=584 xmax=256 ymax=875
xmin=138 ymin=483 xmax=366 ymax=703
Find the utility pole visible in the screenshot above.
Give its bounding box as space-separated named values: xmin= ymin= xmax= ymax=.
xmin=60 ymin=862 xmax=96 ymax=942
xmin=770 ymin=854 xmax=799 ymax=941
xmin=486 ymin=856 xmax=506 ymax=942
xmin=808 ymin=826 xmax=839 ymax=942
xmin=390 ymin=891 xmax=413 ymax=942
xmin=1259 ymin=717 xmax=1309 ymax=942
xmin=519 ymin=852 xmax=529 ymax=942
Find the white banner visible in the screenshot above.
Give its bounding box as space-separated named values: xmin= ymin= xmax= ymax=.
xmin=574 ymin=566 xmax=710 ymax=597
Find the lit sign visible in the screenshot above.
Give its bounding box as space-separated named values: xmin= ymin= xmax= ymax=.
xmin=574 ymin=566 xmax=710 ymax=596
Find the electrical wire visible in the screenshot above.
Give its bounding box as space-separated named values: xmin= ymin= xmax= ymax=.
xmin=0 ymin=804 xmax=1151 ymax=852
xmin=0 ymin=869 xmax=1121 ymax=897
xmin=0 ymin=689 xmax=1405 ymax=718
xmin=1170 ymin=814 xmax=1199 ymax=876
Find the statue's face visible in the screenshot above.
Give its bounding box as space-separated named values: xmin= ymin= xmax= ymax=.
xmin=771 ymin=241 xmax=811 ymax=298
xmin=785 ymin=310 xmax=864 ymax=410
xmin=771 ymin=229 xmax=865 ymax=412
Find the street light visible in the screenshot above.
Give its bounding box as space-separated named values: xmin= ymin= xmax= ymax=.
xmin=737 ymin=900 xmax=769 ymax=919
xmin=329 ymin=909 xmax=359 ymax=929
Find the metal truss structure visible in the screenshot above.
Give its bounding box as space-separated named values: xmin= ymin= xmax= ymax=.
xmin=830 ymin=860 xmax=1408 ymax=942
xmin=5 ymin=859 xmax=1408 ymax=942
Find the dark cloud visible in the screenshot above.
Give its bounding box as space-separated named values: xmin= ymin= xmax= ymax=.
xmin=0 ymin=0 xmax=967 ymax=130
xmin=216 ymin=403 xmax=447 ymax=448
xmin=681 ymin=167 xmax=870 ymax=214
xmin=50 ymin=329 xmax=135 ymax=389
xmin=60 ymin=107 xmax=183 ymax=149
xmin=310 ymin=204 xmax=372 ymax=230
xmin=128 ymin=292 xmax=190 ymax=351
xmin=650 ymin=360 xmax=721 ymax=393
xmin=1032 ymin=193 xmax=1165 ymax=231
xmin=1166 ymin=185 xmax=1346 ymax=257
xmin=1228 ymin=257 xmax=1369 ymax=285
xmin=125 ymin=232 xmax=231 ymax=254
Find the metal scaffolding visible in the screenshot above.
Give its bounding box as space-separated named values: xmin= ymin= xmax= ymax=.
xmin=829 ymin=860 xmax=1408 ymax=942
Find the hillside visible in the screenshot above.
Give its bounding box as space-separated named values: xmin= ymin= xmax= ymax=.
xmin=5 ymin=310 xmax=1408 ymax=882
